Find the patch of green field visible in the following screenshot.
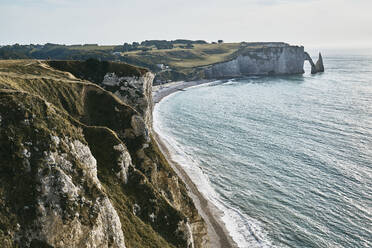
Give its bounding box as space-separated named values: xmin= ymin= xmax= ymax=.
xmin=122 ymin=43 xmax=242 ymax=69
xmin=67 ymin=45 xmax=116 ymax=51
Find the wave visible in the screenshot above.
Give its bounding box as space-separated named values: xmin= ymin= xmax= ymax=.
xmin=153 ymin=95 xmax=275 ymax=248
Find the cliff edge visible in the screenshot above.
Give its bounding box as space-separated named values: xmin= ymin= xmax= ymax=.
xmin=200 ymin=44 xmax=324 ymax=78
xmin=0 ymin=59 xmax=208 ymax=248
xmin=201 ymin=44 xmax=306 ymax=78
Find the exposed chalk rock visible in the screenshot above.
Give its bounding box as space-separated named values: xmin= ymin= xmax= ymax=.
xmin=204 ymin=45 xmax=305 ymax=78
xmin=177 ymin=220 xmax=195 ymax=248
xmin=1 ymin=60 xmax=208 ymax=248
xmin=14 ymin=138 xmax=126 ymax=248
xmin=101 ymin=72 xmax=155 ymax=130
xmin=113 ymin=143 xmax=133 ymax=184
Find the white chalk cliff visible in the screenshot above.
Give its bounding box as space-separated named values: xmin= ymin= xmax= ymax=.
xmin=202 ymin=44 xmax=323 ymax=78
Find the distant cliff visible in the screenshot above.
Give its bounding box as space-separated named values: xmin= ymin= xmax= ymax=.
xmin=0 ymin=42 xmax=324 ymax=83
xmin=201 ymin=45 xmax=306 ymax=78
xmin=0 ymin=60 xmax=208 ymax=248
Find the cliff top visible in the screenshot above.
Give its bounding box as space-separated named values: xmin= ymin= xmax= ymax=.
xmin=0 ymin=59 xmax=207 ymax=248
xmin=0 ymin=41 xmax=303 ymax=82
xmin=47 ymin=59 xmax=148 ymax=83
xmin=0 ymin=41 xmax=294 ymax=70
xmin=121 ymin=42 xmax=293 ymax=69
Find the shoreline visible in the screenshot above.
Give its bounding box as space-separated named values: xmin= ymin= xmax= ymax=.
xmin=152 ymin=80 xmax=238 ymax=248
xmin=152 ymin=79 xmax=213 ymax=103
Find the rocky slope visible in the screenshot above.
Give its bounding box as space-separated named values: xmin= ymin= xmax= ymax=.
xmin=0 ymin=59 xmax=208 ymax=248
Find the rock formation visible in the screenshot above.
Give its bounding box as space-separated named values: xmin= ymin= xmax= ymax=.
xmin=315 ymin=53 xmax=325 ymax=73
xmin=305 ymin=52 xmax=325 ymax=74
xmin=0 ymin=60 xmax=208 ymax=248
xmin=201 ymin=44 xmax=324 ymax=78
xmin=202 ymin=44 xmax=306 ymax=78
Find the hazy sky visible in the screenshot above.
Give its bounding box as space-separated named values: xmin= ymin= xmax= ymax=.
xmin=1 ymin=0 xmax=372 ymax=48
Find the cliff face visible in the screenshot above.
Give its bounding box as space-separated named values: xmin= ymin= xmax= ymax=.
xmin=100 ymin=72 xmax=154 ymax=130
xmin=0 ymin=60 xmax=207 ymax=248
xmin=203 ymin=45 xmax=305 ymax=78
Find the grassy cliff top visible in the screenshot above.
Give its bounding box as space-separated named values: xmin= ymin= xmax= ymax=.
xmin=0 ymin=41 xmax=293 ymax=70
xmin=119 ymin=42 xmax=295 ymax=82
xmin=0 ymin=41 xmax=296 ymax=82
xmin=121 ymin=42 xmax=292 ymax=70
xmin=122 ymin=43 xmax=241 ymax=68
xmin=47 ymin=59 xmax=148 ymax=82
xmin=0 ymin=59 xmax=147 ymax=78
xmin=0 ymin=59 xmax=207 ymax=248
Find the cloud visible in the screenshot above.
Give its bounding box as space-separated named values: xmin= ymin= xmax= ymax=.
xmin=0 ymin=0 xmax=371 ymax=48
xmin=252 ymin=0 xmax=315 ymax=5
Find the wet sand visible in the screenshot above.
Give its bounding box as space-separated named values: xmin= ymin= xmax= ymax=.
xmin=152 ymin=81 xmax=238 ymax=248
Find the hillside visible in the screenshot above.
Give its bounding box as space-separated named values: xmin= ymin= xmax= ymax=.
xmin=0 ymin=41 xmax=299 ymax=82
xmin=0 ymin=60 xmax=207 ymax=248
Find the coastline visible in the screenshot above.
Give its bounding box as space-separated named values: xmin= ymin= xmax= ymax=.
xmin=152 ymin=80 xmax=212 ymax=103
xmin=152 ymin=80 xmax=238 ymax=248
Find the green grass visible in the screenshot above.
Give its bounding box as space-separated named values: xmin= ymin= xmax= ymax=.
xmin=47 ymin=59 xmax=147 ymax=83
xmin=83 ymin=127 xmax=182 ymax=248
xmin=67 ymin=45 xmax=116 ymax=51
xmin=0 ymin=59 xmax=207 ymax=248
xmin=118 ymin=42 xmax=278 ymax=81
xmin=122 ymin=43 xmax=242 ymax=69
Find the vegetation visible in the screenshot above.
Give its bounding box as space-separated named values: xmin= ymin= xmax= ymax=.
xmin=0 ymin=40 xmax=208 ymax=61
xmin=0 ymin=60 xmax=206 ymax=247
xmin=0 ymin=40 xmax=286 ymax=83
xmin=47 ymin=58 xmax=147 ymax=83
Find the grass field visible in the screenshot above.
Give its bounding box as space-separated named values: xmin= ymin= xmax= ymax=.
xmin=68 ymin=45 xmax=116 ymax=51
xmin=0 ymin=41 xmax=287 ymax=82
xmin=121 ymin=43 xmax=243 ymax=69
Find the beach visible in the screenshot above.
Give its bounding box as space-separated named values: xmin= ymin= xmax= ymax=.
xmin=152 ymin=80 xmax=212 ymax=103
xmin=152 ymin=80 xmax=238 ymax=248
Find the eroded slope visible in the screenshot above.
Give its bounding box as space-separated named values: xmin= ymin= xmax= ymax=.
xmin=0 ymin=60 xmax=207 ymax=248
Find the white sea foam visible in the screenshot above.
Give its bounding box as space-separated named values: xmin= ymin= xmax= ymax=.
xmin=153 ymin=92 xmax=274 ymax=248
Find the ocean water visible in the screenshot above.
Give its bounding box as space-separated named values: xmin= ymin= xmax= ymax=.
xmin=153 ymin=54 xmax=372 ymax=248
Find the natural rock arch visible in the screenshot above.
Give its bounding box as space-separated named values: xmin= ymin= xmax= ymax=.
xmin=304 ymin=52 xmax=325 ymax=74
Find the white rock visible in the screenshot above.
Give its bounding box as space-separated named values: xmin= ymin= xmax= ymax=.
xmin=22 ymin=119 xmax=30 ymax=125
xmin=133 ymin=203 xmax=141 ymax=215
xmin=113 ymin=143 xmax=132 ymax=184
xmin=149 ymin=213 xmax=156 ymax=222
xmin=22 ymin=148 xmax=31 ymax=158
xmin=177 ymin=220 xmax=195 ymax=248
xmin=204 ymin=46 xmax=305 ymax=78
xmin=51 ymin=136 xmax=60 ymax=146
xmin=19 ymin=137 xmax=127 ymax=248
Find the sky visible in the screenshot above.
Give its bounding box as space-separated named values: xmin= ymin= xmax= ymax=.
xmin=1 ymin=0 xmax=372 ymax=49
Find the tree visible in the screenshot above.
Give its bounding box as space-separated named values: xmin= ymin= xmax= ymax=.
xmin=123 ymin=43 xmax=131 ymax=52
xmin=218 ymin=40 xmax=224 ymax=44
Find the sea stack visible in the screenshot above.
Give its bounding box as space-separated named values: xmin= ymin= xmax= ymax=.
xmin=305 ymin=51 xmax=325 ymax=74
xmin=315 ymin=52 xmax=325 ymax=73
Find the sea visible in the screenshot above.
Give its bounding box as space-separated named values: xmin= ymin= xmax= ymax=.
xmin=153 ymin=52 xmax=372 ymax=248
